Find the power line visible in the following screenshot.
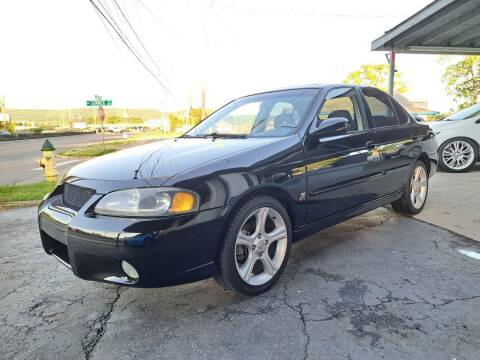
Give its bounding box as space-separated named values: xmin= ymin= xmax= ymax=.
xmin=111 ymin=0 xmax=169 ymax=83
xmin=94 ymin=0 xmax=149 ymax=72
xmin=137 ymin=0 xmax=174 ymax=33
xmin=97 ymin=0 xmax=141 ymax=57
xmin=89 ymin=0 xmax=172 ymax=95
xmin=93 ymin=2 xmax=120 ymax=51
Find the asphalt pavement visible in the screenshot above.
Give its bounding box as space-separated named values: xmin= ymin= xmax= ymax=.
xmin=1 ymin=207 xmax=479 ymax=360
xmin=0 ymin=133 xmax=124 ymax=184
xmin=414 ymin=164 xmax=480 ymax=242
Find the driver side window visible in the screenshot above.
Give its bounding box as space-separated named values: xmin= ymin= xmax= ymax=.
xmin=316 ymin=87 xmax=365 ymax=132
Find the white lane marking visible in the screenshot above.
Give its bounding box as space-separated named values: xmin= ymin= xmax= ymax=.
xmin=30 ymin=160 xmax=81 ymax=171
xmin=458 ymin=249 xmax=480 ymax=261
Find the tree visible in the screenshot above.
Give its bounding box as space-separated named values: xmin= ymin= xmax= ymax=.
xmin=441 ymin=55 xmax=480 ymax=109
xmin=344 ymin=64 xmax=408 ymax=94
xmin=6 ymin=121 xmax=15 ymax=134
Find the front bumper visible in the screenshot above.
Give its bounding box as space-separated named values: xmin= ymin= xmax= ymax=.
xmin=38 ymin=194 xmax=230 ymax=287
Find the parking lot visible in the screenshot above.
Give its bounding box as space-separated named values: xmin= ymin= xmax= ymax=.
xmin=1 ymin=169 xmax=480 ymax=360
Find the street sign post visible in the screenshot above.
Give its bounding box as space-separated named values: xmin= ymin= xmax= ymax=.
xmin=91 ymin=95 xmax=108 ymax=153
xmin=98 ymin=107 xmax=105 ymax=122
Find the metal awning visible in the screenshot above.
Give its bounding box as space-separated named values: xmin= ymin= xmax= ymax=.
xmin=371 ymin=0 xmax=480 ymax=95
xmin=372 ymin=0 xmax=480 ymax=55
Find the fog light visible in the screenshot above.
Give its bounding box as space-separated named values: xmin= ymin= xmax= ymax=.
xmin=121 ymin=260 xmax=139 ymax=280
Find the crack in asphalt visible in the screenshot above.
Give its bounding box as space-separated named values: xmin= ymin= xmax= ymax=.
xmin=284 ymin=267 xmax=480 ymax=350
xmin=0 ymin=289 xmax=17 ymax=301
xmin=219 ymin=303 xmax=277 ymax=322
xmin=282 ymin=281 xmax=311 ymax=360
xmin=419 ymin=294 xmax=480 ymax=309
xmin=81 ymin=287 xmax=122 ymax=360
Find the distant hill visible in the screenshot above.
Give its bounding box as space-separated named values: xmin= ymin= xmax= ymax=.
xmin=6 ymin=108 xmax=165 ymax=125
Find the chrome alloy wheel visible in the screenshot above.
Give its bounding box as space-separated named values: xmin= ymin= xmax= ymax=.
xmin=442 ymin=140 xmax=475 ymax=171
xmin=410 ymin=165 xmax=428 ymax=209
xmin=234 ymin=207 xmax=288 ymax=286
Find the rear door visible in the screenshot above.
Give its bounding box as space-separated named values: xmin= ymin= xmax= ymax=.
xmin=360 ymin=87 xmax=421 ymax=196
xmin=304 ymin=87 xmax=380 ymax=223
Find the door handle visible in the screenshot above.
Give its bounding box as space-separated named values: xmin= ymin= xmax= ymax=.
xmin=365 ymin=141 xmax=377 ymax=150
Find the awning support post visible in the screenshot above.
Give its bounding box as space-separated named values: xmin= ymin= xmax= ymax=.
xmin=388 ymin=49 xmax=396 ymax=96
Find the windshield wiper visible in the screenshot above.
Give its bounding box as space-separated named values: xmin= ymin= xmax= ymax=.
xmin=202 ymin=132 xmax=247 ymax=139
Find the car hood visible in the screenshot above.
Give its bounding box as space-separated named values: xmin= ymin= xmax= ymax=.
xmin=65 ymin=137 xmax=281 ymax=182
xmin=429 ymin=120 xmax=458 ymax=129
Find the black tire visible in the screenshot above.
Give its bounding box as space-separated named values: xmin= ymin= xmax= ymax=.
xmin=391 ymin=160 xmax=429 ymax=215
xmin=438 ymin=137 xmax=478 ymax=173
xmin=214 ymin=195 xmax=292 ymax=296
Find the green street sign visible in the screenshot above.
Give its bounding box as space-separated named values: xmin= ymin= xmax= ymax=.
xmin=86 ymin=100 xmax=112 ymax=106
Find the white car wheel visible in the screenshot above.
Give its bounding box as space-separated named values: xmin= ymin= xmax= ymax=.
xmin=439 ymin=138 xmax=478 ymax=172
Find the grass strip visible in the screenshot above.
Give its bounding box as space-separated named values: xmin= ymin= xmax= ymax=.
xmin=0 ymin=181 xmax=56 ymax=204
xmin=58 ymin=131 xmax=179 ymax=158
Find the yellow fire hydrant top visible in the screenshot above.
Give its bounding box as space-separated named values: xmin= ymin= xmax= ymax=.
xmin=39 ymin=139 xmax=58 ymax=182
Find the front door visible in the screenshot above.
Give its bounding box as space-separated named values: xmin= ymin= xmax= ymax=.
xmin=304 ymin=87 xmax=380 ymax=224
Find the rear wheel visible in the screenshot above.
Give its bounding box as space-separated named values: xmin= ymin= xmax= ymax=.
xmin=391 ymin=160 xmax=429 ymax=215
xmin=439 ymin=138 xmax=477 ymax=173
xmin=214 ymin=196 xmax=291 ymax=296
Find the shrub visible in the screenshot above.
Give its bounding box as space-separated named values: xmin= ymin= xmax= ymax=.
xmin=6 ymin=122 xmax=15 ymax=134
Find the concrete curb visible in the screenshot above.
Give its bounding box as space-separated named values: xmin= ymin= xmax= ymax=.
xmin=0 ymin=200 xmax=40 ymax=209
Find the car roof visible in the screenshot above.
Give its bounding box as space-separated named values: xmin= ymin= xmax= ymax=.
xmin=241 ymin=83 xmax=368 ymax=98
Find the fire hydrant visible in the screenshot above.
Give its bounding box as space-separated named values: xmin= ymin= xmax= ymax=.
xmin=38 ymin=139 xmax=58 ymax=182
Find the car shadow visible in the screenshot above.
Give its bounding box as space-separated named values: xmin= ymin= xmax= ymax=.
xmin=113 ymin=208 xmax=401 ymax=319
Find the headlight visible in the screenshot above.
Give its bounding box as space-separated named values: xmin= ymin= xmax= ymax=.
xmin=95 ymin=188 xmax=199 ymax=217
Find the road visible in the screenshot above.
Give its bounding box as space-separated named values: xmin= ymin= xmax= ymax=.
xmin=0 ymin=133 xmax=126 ymax=184
xmin=1 ymin=207 xmax=480 ymax=360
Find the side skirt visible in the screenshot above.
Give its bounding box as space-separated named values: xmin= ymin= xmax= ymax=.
xmin=293 ymin=190 xmax=403 ymax=242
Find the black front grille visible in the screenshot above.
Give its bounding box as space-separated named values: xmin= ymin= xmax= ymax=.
xmin=63 ymin=183 xmax=95 ymax=211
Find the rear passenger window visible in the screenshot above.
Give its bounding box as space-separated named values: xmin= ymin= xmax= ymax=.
xmin=391 ymin=99 xmax=410 ymax=125
xmin=362 ymin=87 xmax=399 ymax=128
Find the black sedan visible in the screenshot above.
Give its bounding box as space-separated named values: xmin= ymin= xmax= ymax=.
xmin=38 ymin=84 xmax=438 ymax=296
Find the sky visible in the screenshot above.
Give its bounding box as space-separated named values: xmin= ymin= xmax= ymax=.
xmin=0 ymin=0 xmax=459 ymax=112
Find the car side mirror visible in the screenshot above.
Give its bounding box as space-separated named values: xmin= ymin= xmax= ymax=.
xmin=313 ymin=117 xmax=349 ymax=139
xmin=415 ymin=116 xmax=426 ymax=123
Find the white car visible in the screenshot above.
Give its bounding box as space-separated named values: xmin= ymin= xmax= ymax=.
xmin=106 ymin=125 xmax=125 ymax=133
xmin=429 ymin=103 xmax=480 ymax=172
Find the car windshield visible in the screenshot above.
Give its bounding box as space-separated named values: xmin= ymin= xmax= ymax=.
xmin=185 ymin=89 xmax=317 ymax=138
xmin=446 ymin=103 xmax=480 ymax=121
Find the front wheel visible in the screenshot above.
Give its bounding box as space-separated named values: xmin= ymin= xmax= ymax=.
xmin=214 ymin=196 xmax=292 ymax=296
xmin=439 ymin=138 xmax=478 ymax=172
xmin=391 ymin=160 xmax=429 ymax=215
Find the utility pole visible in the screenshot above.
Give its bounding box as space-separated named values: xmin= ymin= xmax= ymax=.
xmin=93 ymin=107 xmax=97 ymax=132
xmin=187 ymin=92 xmax=193 ymax=127
xmin=95 ymin=94 xmax=106 ymax=152
xmin=200 ymin=0 xmax=209 ymax=120
xmin=387 ymin=49 xmax=396 ymax=96
xmin=200 ymin=85 xmax=206 ymax=120
xmin=0 ymin=95 xmax=7 ymax=129
xmin=162 ymin=94 xmax=169 ymax=139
